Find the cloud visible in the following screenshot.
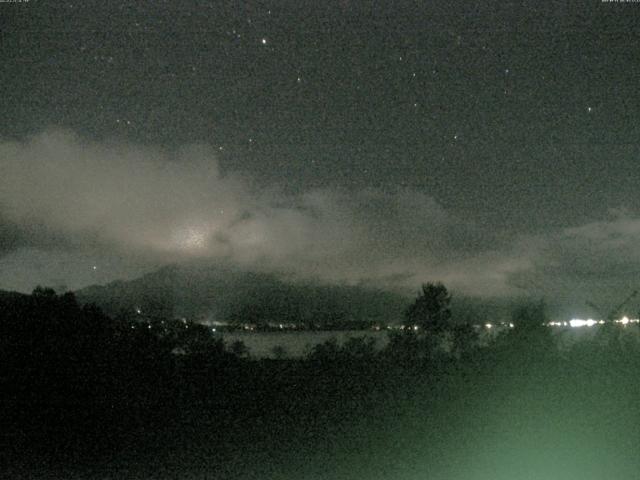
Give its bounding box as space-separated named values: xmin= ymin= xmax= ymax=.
xmin=0 ymin=247 xmax=155 ymax=293
xmin=1 ymin=129 xmax=509 ymax=294
xmin=5 ymin=129 xmax=638 ymax=305
xmin=502 ymin=210 xmax=640 ymax=315
xmin=0 ymin=130 xmax=240 ymax=252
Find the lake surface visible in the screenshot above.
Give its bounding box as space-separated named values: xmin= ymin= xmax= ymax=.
xmin=217 ymin=323 xmax=640 ymax=358
xmin=217 ymin=330 xmax=390 ymax=358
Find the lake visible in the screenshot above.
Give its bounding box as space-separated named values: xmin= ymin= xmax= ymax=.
xmin=215 ymin=323 xmax=640 ymax=358
xmin=216 ymin=330 xmax=390 ymax=358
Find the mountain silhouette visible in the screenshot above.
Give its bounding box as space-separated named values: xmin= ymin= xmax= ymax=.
xmin=75 ymin=264 xmax=408 ymax=328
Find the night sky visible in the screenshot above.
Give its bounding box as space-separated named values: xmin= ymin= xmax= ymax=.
xmin=2 ymin=1 xmax=640 ymax=315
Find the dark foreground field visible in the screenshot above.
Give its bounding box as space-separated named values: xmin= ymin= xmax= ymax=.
xmin=3 ymin=291 xmax=640 ymax=479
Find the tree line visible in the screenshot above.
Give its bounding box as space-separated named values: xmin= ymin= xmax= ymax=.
xmin=3 ymin=282 xmax=634 ymax=478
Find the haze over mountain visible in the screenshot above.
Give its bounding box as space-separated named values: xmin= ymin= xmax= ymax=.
xmin=75 ymin=264 xmax=410 ymax=327
xmin=74 ymin=264 xmax=520 ymax=327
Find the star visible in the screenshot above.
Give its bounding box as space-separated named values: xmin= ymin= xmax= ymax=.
xmin=261 ymin=38 xmax=267 ymax=45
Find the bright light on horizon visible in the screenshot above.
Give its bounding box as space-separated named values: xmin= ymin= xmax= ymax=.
xmin=569 ymin=318 xmax=597 ymax=328
xmin=547 ymin=317 xmax=640 ymax=328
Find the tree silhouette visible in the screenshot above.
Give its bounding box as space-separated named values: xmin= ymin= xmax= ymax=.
xmin=271 ymin=344 xmax=287 ymax=359
xmin=32 ymin=285 xmax=57 ymax=298
xmin=507 ymin=300 xmax=554 ymax=353
xmin=451 ymin=323 xmax=479 ymax=360
xmin=229 ymin=339 xmax=250 ymax=358
xmin=341 ymin=336 xmax=377 ymax=360
xmin=307 ymin=337 xmax=341 ymax=363
xmin=511 ymin=300 xmax=548 ymax=334
xmin=404 ymin=282 xmax=452 ymax=333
